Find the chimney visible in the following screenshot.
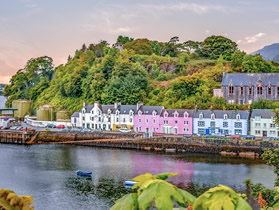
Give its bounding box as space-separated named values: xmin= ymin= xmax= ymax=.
xmin=137 ymin=102 xmax=143 ymax=111
xmin=94 ymin=101 xmax=99 ymax=108
xmin=83 ymin=102 xmax=86 ymax=107
xmin=114 ymin=102 xmax=121 ymax=109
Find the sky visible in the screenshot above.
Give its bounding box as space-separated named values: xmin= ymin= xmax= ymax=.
xmin=0 ymin=0 xmax=279 ymax=84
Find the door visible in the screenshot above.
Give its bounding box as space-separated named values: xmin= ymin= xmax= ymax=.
xmin=263 ymin=131 xmax=267 ymax=137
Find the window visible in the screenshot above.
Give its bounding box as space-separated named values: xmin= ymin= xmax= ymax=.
xmin=146 ymin=119 xmax=149 ymax=124
xmin=223 ymin=122 xmax=228 ymax=127
xmin=138 ymin=119 xmax=142 ymax=123
xmin=224 ymin=130 xmax=229 ymax=135
xmin=130 ymin=118 xmax=133 ymax=123
xmin=175 ymin=120 xmax=178 ymax=124
xmin=198 ymin=121 xmax=205 ymax=127
xmin=240 ymin=86 xmax=244 ymax=95
xmin=82 ymin=117 xmax=85 ymax=121
xmin=116 ymin=110 xmax=119 ymax=115
xmin=153 ymin=127 xmax=156 ymax=132
xmin=255 ymin=130 xmax=261 ymax=135
xmin=153 ymin=112 xmax=156 ymax=117
xmin=229 ymin=85 xmax=234 ymax=94
xmin=211 ymin=128 xmax=215 ymax=134
xmin=210 ymin=121 xmax=215 ymax=127
xmin=199 ymin=113 xmax=203 ymax=119
xmin=138 ymin=111 xmax=142 ymax=116
xmin=211 ymin=114 xmax=215 ymax=120
xmin=164 ymin=113 xmax=168 ymax=118
xmin=263 ymin=123 xmax=267 ymax=128
xmin=129 ymin=111 xmax=133 ymax=116
xmin=153 ymin=119 xmax=156 ymax=124
xmin=108 ymin=117 xmax=111 ymax=122
xmin=174 ymin=114 xmax=178 ymax=118
xmin=164 ymin=120 xmax=168 ymax=125
xmin=236 ymin=114 xmax=240 ymax=120
xmin=198 ymin=128 xmax=205 ymax=134
xmin=268 ymin=87 xmax=272 ymax=95
xmin=270 ymin=130 xmax=276 ymax=135
xmin=183 ymin=128 xmax=189 ymax=133
xmin=234 ymin=122 xmax=242 ymax=128
xmin=184 ymin=121 xmax=188 ymax=125
xmin=255 ymin=123 xmax=261 ymax=128
xmin=99 ymin=117 xmax=101 ymax=122
xmin=235 ymin=129 xmax=242 ymax=135
xmin=249 ymin=87 xmax=252 ymax=95
xmin=270 ymin=123 xmax=276 ymax=128
xmin=116 ymin=117 xmax=119 ymax=122
xmin=257 ymin=86 xmax=263 ymax=95
xmin=139 ymin=127 xmax=141 ymax=131
xmin=224 ymin=114 xmax=228 ymax=120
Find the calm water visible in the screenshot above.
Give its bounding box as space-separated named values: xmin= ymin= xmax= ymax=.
xmin=0 ymin=144 xmax=275 ymax=210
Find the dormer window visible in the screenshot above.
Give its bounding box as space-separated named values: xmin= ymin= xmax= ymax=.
xmin=82 ymin=110 xmax=85 ymax=114
xmin=174 ymin=113 xmax=178 ymax=118
xmin=229 ymin=85 xmax=234 ymax=95
xmin=199 ymin=113 xmax=203 ymax=119
xmin=249 ymin=87 xmax=252 ymax=95
xmin=224 ymin=114 xmax=228 ymax=120
xmin=116 ymin=110 xmax=120 ymax=116
xmin=153 ymin=112 xmax=156 ymax=117
xmin=240 ymin=86 xmax=244 ymax=95
xmin=129 ymin=111 xmax=133 ymax=116
xmin=257 ymin=83 xmax=263 ymax=95
xmin=211 ymin=114 xmax=215 ymax=120
xmin=236 ymin=114 xmax=240 ymax=120
xmin=108 ymin=110 xmax=111 ymax=115
xmin=268 ymin=86 xmax=272 ymax=95
xmin=164 ymin=112 xmax=168 ymax=118
xmin=138 ymin=111 xmax=142 ymax=116
xmin=184 ymin=113 xmax=188 ymax=118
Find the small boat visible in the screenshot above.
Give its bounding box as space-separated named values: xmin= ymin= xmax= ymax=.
xmin=76 ymin=170 xmax=92 ymax=178
xmin=123 ymin=181 xmax=137 ymax=188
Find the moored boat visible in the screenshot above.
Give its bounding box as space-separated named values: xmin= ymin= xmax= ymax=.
xmin=123 ymin=181 xmax=137 ymax=188
xmin=76 ymin=170 xmax=92 ymax=178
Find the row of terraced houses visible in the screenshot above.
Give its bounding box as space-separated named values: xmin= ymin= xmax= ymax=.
xmin=71 ymin=102 xmax=279 ymax=138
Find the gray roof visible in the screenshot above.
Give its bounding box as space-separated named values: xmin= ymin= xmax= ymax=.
xmin=251 ymin=109 xmax=275 ymax=119
xmin=194 ymin=110 xmax=250 ymax=120
xmin=71 ymin=112 xmax=79 ymax=118
xmin=161 ymin=109 xmax=195 ymax=117
xmin=113 ymin=105 xmax=137 ymax=114
xmin=138 ymin=105 xmax=164 ymax=115
xmin=222 ymin=73 xmax=279 ymax=86
xmin=80 ymin=104 xmax=94 ymax=113
xmin=101 ymin=105 xmax=114 ymax=114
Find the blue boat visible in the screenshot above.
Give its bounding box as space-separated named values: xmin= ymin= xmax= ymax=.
xmin=123 ymin=181 xmax=137 ymax=188
xmin=76 ymin=170 xmax=92 ymax=178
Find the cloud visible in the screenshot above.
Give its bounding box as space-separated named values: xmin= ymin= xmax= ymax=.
xmin=110 ymin=27 xmax=133 ymax=34
xmin=139 ymin=3 xmax=226 ymax=15
xmin=237 ymin=33 xmax=266 ymax=44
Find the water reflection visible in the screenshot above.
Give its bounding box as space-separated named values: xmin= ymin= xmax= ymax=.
xmin=0 ymin=144 xmax=275 ymax=209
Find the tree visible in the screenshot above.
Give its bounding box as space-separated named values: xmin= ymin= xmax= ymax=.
xmin=242 ymin=54 xmax=272 ymax=73
xmin=199 ymin=35 xmax=238 ymax=60
xmin=231 ymin=50 xmax=246 ymax=72
xmin=180 ymin=40 xmax=201 ymax=53
xmin=124 ymin=39 xmax=153 ymax=55
xmin=115 ymin=35 xmax=134 ymax=45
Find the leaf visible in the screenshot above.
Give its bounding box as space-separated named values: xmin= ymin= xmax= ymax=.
xmin=132 ymin=173 xmax=154 ymax=190
xmin=177 ymin=189 xmax=197 ymax=206
xmin=193 ymin=185 xmax=252 ymax=210
xmin=137 ymin=180 xmax=186 ymax=210
xmin=110 ymin=193 xmax=138 ymax=210
xmin=154 ymin=173 xmax=179 ymax=180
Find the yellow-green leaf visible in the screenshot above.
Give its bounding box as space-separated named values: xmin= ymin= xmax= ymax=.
xmin=110 ymin=193 xmax=138 ymax=210
xmin=154 ymin=172 xmax=179 ymax=180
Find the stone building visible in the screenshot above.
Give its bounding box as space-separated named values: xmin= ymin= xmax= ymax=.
xmin=222 ymin=73 xmax=279 ymax=104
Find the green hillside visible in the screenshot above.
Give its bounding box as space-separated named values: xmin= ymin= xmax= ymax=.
xmin=4 ymin=35 xmax=279 ymax=113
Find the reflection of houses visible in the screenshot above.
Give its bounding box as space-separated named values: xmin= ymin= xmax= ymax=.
xmin=159 ymin=109 xmax=194 ymax=135
xmin=111 ymin=103 xmax=136 ymax=131
xmin=250 ymin=109 xmax=279 ymax=138
xmin=193 ymin=110 xmax=249 ymax=135
xmin=222 ymin=73 xmax=279 ymax=104
xmin=134 ymin=105 xmax=164 ymax=133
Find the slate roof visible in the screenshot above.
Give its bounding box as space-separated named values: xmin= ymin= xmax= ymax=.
xmin=222 ymin=73 xmax=279 ymax=86
xmin=71 ymin=112 xmax=79 ymax=118
xmin=193 ymin=110 xmax=250 ymax=120
xmin=113 ymin=105 xmax=137 ymax=114
xmin=160 ymin=109 xmax=195 ymax=117
xmin=101 ymin=105 xmax=114 ymax=114
xmin=251 ymin=109 xmax=275 ymax=119
xmin=137 ymin=106 xmax=164 ymax=115
xmin=80 ymin=104 xmax=94 ymax=113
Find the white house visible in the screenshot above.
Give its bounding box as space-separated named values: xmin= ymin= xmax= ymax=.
xmin=71 ymin=112 xmax=80 ymax=128
xmin=250 ymin=109 xmax=279 ymax=138
xmin=193 ymin=110 xmax=249 ymax=136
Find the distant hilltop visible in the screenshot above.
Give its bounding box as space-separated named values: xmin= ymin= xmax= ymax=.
xmin=252 ymin=43 xmax=279 ymax=63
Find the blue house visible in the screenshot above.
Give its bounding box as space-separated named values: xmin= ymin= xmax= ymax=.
xmin=193 ymin=110 xmax=249 ymax=136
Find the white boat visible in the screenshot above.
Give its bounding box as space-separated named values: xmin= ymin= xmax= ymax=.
xmin=119 ymin=128 xmax=131 ymax=133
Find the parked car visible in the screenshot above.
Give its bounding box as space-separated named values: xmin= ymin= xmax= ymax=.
xmin=63 ymin=128 xmax=70 ymax=132
xmin=226 ymin=135 xmax=241 ymax=140
xmin=10 ymin=127 xmax=17 ymax=130
xmin=46 ymin=124 xmax=56 ymax=128
xmin=16 ymin=127 xmax=23 ymax=130
xmin=82 ymin=128 xmax=91 ymax=132
xmin=71 ymin=128 xmax=82 ymax=132
xmin=3 ymin=126 xmax=10 ymax=130
xmin=38 ymin=123 xmax=46 ymax=128
xmin=56 ymin=125 xmax=65 ymax=129
xmin=119 ymin=128 xmax=131 ymax=133
xmin=242 ymin=135 xmax=255 ymax=140
xmin=183 ymin=135 xmax=192 ymax=138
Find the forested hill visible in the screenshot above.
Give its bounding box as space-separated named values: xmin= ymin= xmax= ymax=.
xmin=4 ymin=35 xmax=279 ymax=113
xmin=252 ymin=43 xmax=279 ymax=63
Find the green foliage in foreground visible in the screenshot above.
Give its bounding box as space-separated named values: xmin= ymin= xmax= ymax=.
xmin=111 ymin=172 xmax=252 ymax=210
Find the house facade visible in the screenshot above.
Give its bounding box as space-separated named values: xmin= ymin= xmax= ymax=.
xmin=159 ymin=109 xmax=194 ymax=135
xmin=111 ymin=103 xmax=137 ymax=131
xmin=134 ymin=105 xmax=164 ymax=133
xmin=193 ymin=110 xmax=249 ymax=136
xmin=250 ymin=109 xmax=279 ymax=138
xmin=222 ymin=73 xmax=279 ymax=104
xmin=71 ymin=112 xmax=80 ymax=128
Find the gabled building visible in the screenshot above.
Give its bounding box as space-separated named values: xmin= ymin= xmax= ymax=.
xmin=250 ymin=109 xmax=279 ymax=138
xmin=111 ymin=103 xmax=137 ymax=131
xmin=193 ymin=110 xmax=249 ymax=136
xmin=134 ymin=105 xmax=164 ymax=133
xmin=71 ymin=112 xmax=80 ymax=128
xmin=222 ymin=73 xmax=279 ymax=104
xmin=159 ymin=109 xmax=194 ymax=135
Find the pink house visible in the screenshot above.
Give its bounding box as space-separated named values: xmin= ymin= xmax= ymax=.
xmin=159 ymin=109 xmax=194 ymax=135
xmin=134 ymin=105 xmax=164 ymax=133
